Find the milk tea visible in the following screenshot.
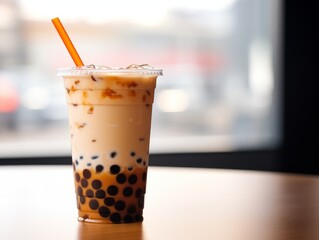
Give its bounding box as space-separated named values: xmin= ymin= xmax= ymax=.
xmin=59 ymin=66 xmax=161 ymax=223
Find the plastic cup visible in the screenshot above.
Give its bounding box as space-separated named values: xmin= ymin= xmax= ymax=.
xmin=57 ymin=66 xmax=162 ymax=223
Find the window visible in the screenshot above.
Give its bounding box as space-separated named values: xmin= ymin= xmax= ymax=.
xmin=0 ymin=0 xmax=282 ymax=159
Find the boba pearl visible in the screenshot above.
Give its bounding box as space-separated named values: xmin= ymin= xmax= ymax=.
xmin=110 ymin=151 xmax=117 ymax=158
xmin=89 ymin=199 xmax=99 ymax=210
xmin=135 ymin=214 xmax=143 ymax=222
xmin=98 ymin=206 xmax=110 ymax=218
xmin=115 ymin=200 xmax=126 ymax=211
xmin=123 ymin=187 xmax=133 ymax=197
xmin=130 ymin=151 xmax=136 ymax=157
xmin=116 ymin=173 xmax=126 ymax=184
xmin=124 ymin=215 xmax=133 ymax=223
xmin=110 ymin=165 xmax=120 ymax=174
xmin=128 ymin=174 xmax=137 ymax=184
xmin=80 ymin=196 xmax=85 ymax=204
xmin=127 ymin=205 xmax=136 ymax=214
xmin=107 ymin=185 xmax=118 ymax=196
xmin=91 ymin=179 xmax=102 ymax=190
xmin=95 ymin=165 xmax=104 ymax=173
xmin=75 ymin=173 xmax=80 ymax=182
xmin=110 ymin=213 xmax=121 ymax=223
xmin=83 ymin=169 xmax=91 ymax=179
xmin=81 ymin=178 xmax=88 ymax=188
xmin=91 ymin=155 xmax=99 ymax=160
xmin=86 ymin=189 xmax=94 ymax=197
xmin=77 ymin=186 xmax=83 ymax=195
xmin=95 ymin=189 xmax=106 ymax=199
xmin=104 ymin=197 xmax=115 ymax=206
xmin=138 ymin=196 xmax=144 ymax=208
xmin=135 ymin=188 xmax=142 ymax=198
xmin=136 ymin=158 xmax=142 ymax=164
xmin=142 ymin=172 xmax=147 ymax=182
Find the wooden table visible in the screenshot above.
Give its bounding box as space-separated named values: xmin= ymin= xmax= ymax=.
xmin=0 ymin=165 xmax=318 ymax=240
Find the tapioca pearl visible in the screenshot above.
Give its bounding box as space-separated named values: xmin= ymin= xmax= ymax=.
xmin=75 ymin=173 xmax=81 ymax=182
xmin=143 ymin=161 xmax=146 ymax=166
xmin=77 ymin=186 xmax=83 ymax=196
xmin=95 ymin=189 xmax=106 ymax=199
xmin=128 ymin=166 xmax=133 ymax=171
xmin=87 ymin=163 xmax=91 ymax=167
xmin=136 ymin=158 xmax=142 ymax=164
xmin=110 ymin=151 xmax=117 ymax=158
xmin=115 ymin=200 xmax=126 ymax=211
xmin=107 ymin=185 xmax=118 ymax=196
xmin=110 ymin=165 xmax=120 ymax=174
xmin=89 ymin=199 xmax=99 ymax=210
xmin=81 ymin=178 xmax=88 ymax=188
xmin=116 ymin=174 xmax=126 ymax=184
xmin=110 ymin=213 xmax=121 ymax=223
xmin=123 ymin=187 xmax=133 ymax=197
xmin=75 ymin=160 xmax=79 ymax=166
xmin=127 ymin=205 xmax=137 ymax=214
xmin=138 ymin=196 xmax=145 ymax=209
xmin=130 ymin=151 xmax=136 ymax=157
xmin=135 ymin=214 xmax=143 ymax=222
xmin=98 ymin=206 xmax=111 ymax=218
xmin=72 ymin=163 xmax=76 ymax=171
xmin=135 ymin=188 xmax=142 ymax=198
xmin=104 ymin=197 xmax=115 ymax=206
xmin=83 ymin=169 xmax=91 ymax=179
xmin=80 ymin=196 xmax=86 ymax=204
xmin=91 ymin=155 xmax=98 ymax=160
xmin=142 ymin=172 xmax=147 ymax=182
xmin=79 ymin=155 xmax=84 ymax=160
xmin=128 ymin=174 xmax=137 ymax=184
xmin=95 ymin=165 xmax=104 ymax=173
xmin=92 ymin=179 xmax=102 ymax=190
xmin=86 ymin=189 xmax=94 ymax=197
xmin=124 ymin=215 xmax=133 ymax=223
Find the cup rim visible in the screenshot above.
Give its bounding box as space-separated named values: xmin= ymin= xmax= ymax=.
xmin=57 ymin=66 xmax=163 ymax=76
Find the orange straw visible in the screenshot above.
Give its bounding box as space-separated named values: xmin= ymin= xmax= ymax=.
xmin=51 ymin=17 xmax=84 ymax=67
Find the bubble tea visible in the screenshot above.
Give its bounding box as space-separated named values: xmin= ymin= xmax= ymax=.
xmin=58 ymin=65 xmax=162 ymax=223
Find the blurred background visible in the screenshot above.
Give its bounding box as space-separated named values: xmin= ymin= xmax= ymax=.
xmin=0 ymin=0 xmax=281 ymax=159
